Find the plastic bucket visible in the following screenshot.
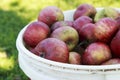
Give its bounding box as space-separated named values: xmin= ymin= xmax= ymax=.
xmin=16 ymin=8 xmax=120 ymax=80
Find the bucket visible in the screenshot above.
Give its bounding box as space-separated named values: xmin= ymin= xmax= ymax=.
xmin=16 ymin=8 xmax=120 ymax=80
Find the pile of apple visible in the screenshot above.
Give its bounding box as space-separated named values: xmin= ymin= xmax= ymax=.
xmin=23 ymin=3 xmax=120 ymax=65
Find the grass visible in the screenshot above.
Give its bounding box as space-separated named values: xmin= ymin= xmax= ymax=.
xmin=0 ymin=0 xmax=120 ymax=80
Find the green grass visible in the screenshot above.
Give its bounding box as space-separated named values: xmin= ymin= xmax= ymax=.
xmin=0 ymin=0 xmax=120 ymax=80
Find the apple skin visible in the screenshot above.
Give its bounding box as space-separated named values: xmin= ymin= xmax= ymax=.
xmin=101 ymin=58 xmax=120 ymax=65
xmin=33 ymin=38 xmax=69 ymax=63
xmin=69 ymin=52 xmax=81 ymax=65
xmin=51 ymin=21 xmax=73 ymax=31
xmin=73 ymin=3 xmax=96 ymax=20
xmin=79 ymin=18 xmax=118 ymax=43
xmin=94 ymin=7 xmax=120 ymax=22
xmin=73 ymin=16 xmax=93 ymax=32
xmin=110 ymin=30 xmax=120 ymax=57
xmin=23 ymin=21 xmax=50 ymax=48
xmin=79 ymin=23 xmax=96 ymax=42
xmin=82 ymin=42 xmax=112 ymax=65
xmin=95 ymin=18 xmax=118 ymax=43
xmin=38 ymin=6 xmax=64 ymax=27
xmin=116 ymin=16 xmax=120 ymax=28
xmin=50 ymin=26 xmax=79 ymax=51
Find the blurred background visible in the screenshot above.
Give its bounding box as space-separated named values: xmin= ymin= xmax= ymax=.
xmin=0 ymin=0 xmax=120 ymax=80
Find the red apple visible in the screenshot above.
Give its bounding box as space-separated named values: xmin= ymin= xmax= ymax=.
xmin=95 ymin=18 xmax=118 ymax=43
xmin=33 ymin=38 xmax=69 ymax=63
xmin=116 ymin=16 xmax=120 ymax=28
xmin=82 ymin=42 xmax=112 ymax=65
xmin=102 ymin=58 xmax=120 ymax=65
xmin=110 ymin=30 xmax=120 ymax=57
xmin=38 ymin=6 xmax=64 ymax=27
xmin=69 ymin=52 xmax=81 ymax=65
xmin=50 ymin=26 xmax=79 ymax=51
xmin=23 ymin=21 xmax=50 ymax=48
xmin=73 ymin=3 xmax=96 ymax=20
xmin=79 ymin=18 xmax=118 ymax=43
xmin=73 ymin=16 xmax=93 ymax=32
xmin=79 ymin=23 xmax=96 ymax=42
xmin=51 ymin=21 xmax=73 ymax=31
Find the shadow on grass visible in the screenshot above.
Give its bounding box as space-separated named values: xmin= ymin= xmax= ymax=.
xmin=0 ymin=9 xmax=29 ymax=80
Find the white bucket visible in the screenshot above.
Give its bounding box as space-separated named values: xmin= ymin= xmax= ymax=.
xmin=16 ymin=8 xmax=120 ymax=80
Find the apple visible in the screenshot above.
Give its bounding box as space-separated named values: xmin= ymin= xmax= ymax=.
xmin=102 ymin=58 xmax=120 ymax=65
xmin=94 ymin=7 xmax=120 ymax=22
xmin=79 ymin=23 xmax=96 ymax=42
xmin=95 ymin=18 xmax=118 ymax=43
xmin=38 ymin=6 xmax=64 ymax=27
xmin=110 ymin=30 xmax=120 ymax=57
xmin=73 ymin=16 xmax=93 ymax=32
xmin=73 ymin=3 xmax=96 ymax=20
xmin=50 ymin=26 xmax=79 ymax=51
xmin=33 ymin=38 xmax=69 ymax=63
xmin=82 ymin=42 xmax=112 ymax=65
xmin=51 ymin=21 xmax=73 ymax=31
xmin=23 ymin=21 xmax=50 ymax=48
xmin=69 ymin=52 xmax=81 ymax=65
xmin=115 ymin=16 xmax=120 ymax=28
xmin=79 ymin=18 xmax=118 ymax=43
